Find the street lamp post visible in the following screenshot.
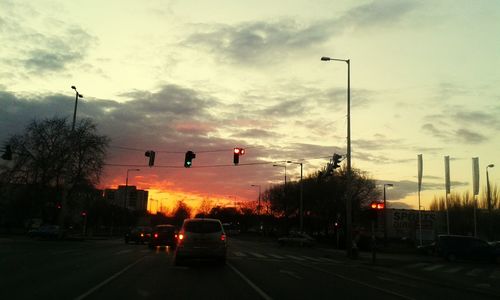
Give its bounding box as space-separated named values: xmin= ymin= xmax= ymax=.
xmin=251 ymin=185 xmax=262 ymax=214
xmin=287 ymin=161 xmax=304 ymax=233
xmin=125 ymin=168 xmax=140 ymax=211
xmin=70 ymin=86 xmax=83 ymax=131
xmin=273 ymin=163 xmax=288 ymax=223
xmin=486 ymin=164 xmax=494 ymax=213
xmin=383 ymin=183 xmax=394 ymax=244
xmin=321 ymin=56 xmax=352 ymax=257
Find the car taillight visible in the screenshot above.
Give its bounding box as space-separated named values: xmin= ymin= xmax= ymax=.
xmin=154 ymin=233 xmax=158 ymax=238
xmin=178 ymin=233 xmax=184 ymax=240
xmin=221 ymin=234 xmax=226 ymax=241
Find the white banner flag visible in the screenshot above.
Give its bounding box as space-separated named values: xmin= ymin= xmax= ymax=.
xmin=472 ymin=157 xmax=480 ymax=196
xmin=444 ymin=156 xmax=450 ymax=194
xmin=418 ymin=154 xmax=423 ymax=192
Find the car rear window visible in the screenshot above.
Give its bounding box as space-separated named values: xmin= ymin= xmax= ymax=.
xmin=184 ymin=221 xmax=222 ymax=233
xmin=156 ymin=226 xmax=175 ymax=233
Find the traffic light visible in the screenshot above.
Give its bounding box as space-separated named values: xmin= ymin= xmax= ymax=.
xmin=1 ymin=145 xmax=12 ymax=160
xmin=145 ymin=150 xmax=155 ymax=167
xmin=369 ymin=201 xmax=384 ymax=220
xmin=184 ymin=151 xmax=196 ymax=168
xmin=370 ymin=202 xmax=384 ymax=210
xmin=233 ymin=147 xmax=245 ymax=165
xmin=332 ymin=153 xmax=342 ymax=169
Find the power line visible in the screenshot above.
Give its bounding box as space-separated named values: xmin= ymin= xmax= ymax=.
xmin=104 ymin=155 xmax=334 ymax=169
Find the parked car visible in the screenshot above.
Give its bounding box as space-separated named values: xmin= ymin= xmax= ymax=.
xmin=278 ymin=232 xmax=315 ymax=247
xmin=174 ymin=218 xmax=227 ymax=265
xmin=435 ymin=235 xmax=500 ymax=262
xmin=149 ymin=224 xmax=177 ymax=249
xmin=417 ymin=241 xmax=436 ymax=255
xmin=28 ymin=224 xmax=66 ymax=240
xmin=124 ymin=226 xmax=152 ymax=244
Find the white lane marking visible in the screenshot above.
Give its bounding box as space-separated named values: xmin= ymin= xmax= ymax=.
xmin=115 ymin=249 xmax=133 ymax=255
xmin=444 ymin=266 xmax=463 ymax=273
xmin=73 ymin=256 xmax=146 ymax=300
xmin=295 ymin=261 xmax=414 ymax=300
xmin=227 ymin=262 xmax=273 ymax=300
xmin=233 ymin=251 xmax=247 ymax=257
xmin=466 ymin=268 xmax=483 ymax=276
xmin=267 ymin=254 xmax=285 ymax=259
xmin=423 ymin=264 xmax=444 ymax=271
xmin=249 ymin=252 xmax=266 ymax=258
xmin=286 ymin=255 xmax=305 ymax=261
xmin=407 ymin=262 xmax=430 ymax=269
xmin=489 ymin=270 xmax=500 ymax=279
xmin=317 ymin=257 xmax=341 ymax=263
xmin=301 ymin=255 xmax=322 ymax=262
xmin=279 ymin=269 xmax=302 ymax=279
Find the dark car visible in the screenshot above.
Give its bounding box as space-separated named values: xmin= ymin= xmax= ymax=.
xmin=149 ymin=224 xmax=177 ymax=249
xmin=124 ymin=226 xmax=152 ymax=244
xmin=28 ymin=225 xmax=66 ymax=240
xmin=174 ymin=218 xmax=227 ymax=265
xmin=278 ymin=232 xmax=315 ymax=247
xmin=435 ymin=235 xmax=499 ymax=262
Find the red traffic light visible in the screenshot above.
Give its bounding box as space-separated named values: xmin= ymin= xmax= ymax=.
xmin=370 ymin=202 xmax=384 ymax=210
xmin=234 ymin=148 xmax=240 ymax=154
xmin=81 ymin=211 xmax=87 ymax=216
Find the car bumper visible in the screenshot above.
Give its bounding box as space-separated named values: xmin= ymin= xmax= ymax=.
xmin=175 ymin=244 xmax=226 ymax=259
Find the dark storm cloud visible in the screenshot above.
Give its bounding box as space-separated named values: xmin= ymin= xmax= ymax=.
xmin=421 ymin=123 xmax=447 ymax=139
xmin=376 ymin=178 xmax=461 ymax=202
xmin=183 ymin=0 xmax=418 ymax=64
xmin=455 ymin=128 xmax=487 ymax=144
xmin=233 ymin=129 xmax=277 ymax=139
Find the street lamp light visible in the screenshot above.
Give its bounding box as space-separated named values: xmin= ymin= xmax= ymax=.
xmin=287 ymin=161 xmax=304 ymax=233
xmin=321 ymin=56 xmax=352 ymax=257
xmin=70 ymin=86 xmax=83 ymax=131
xmin=383 ymin=183 xmax=394 ymax=244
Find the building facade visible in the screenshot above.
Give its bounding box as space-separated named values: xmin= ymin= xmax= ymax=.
xmin=104 ymin=185 xmax=149 ymax=212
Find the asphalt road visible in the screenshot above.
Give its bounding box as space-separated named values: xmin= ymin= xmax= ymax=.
xmin=1 ymin=235 xmax=499 ymax=300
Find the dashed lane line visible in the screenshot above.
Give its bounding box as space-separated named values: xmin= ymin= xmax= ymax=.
xmin=73 ymin=256 xmax=147 ymax=300
xmin=422 ymin=264 xmax=445 ymax=271
xmin=227 ymin=262 xmax=274 ymax=300
xmin=443 ymin=266 xmax=463 ymax=273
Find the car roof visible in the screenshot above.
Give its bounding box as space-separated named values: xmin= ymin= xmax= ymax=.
xmin=184 ymin=218 xmax=221 ymax=223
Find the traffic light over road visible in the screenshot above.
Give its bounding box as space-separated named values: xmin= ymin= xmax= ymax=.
xmin=233 ymin=148 xmax=245 ymax=165
xmin=332 ymin=153 xmax=342 ymax=169
xmin=145 ymin=150 xmax=155 ymax=167
xmin=184 ymin=151 xmax=196 ymax=168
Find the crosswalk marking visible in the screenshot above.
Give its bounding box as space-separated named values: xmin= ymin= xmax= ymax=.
xmin=286 ymin=255 xmax=306 ymax=261
xmin=249 ymin=252 xmax=266 ymax=258
xmin=267 ymin=253 xmax=285 ymax=259
xmin=407 ymin=262 xmax=430 ymax=269
xmin=115 ymin=249 xmax=132 ymax=255
xmin=489 ymin=270 xmax=500 ymax=279
xmin=423 ymin=264 xmax=444 ymax=271
xmin=444 ymin=266 xmax=463 ymax=273
xmin=233 ymin=251 xmax=247 ymax=257
xmin=302 ymin=255 xmax=322 ymax=262
xmin=317 ymin=257 xmax=341 ymax=263
xmin=466 ymin=268 xmax=483 ymax=276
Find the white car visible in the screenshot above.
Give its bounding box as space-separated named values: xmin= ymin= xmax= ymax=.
xmin=174 ymin=218 xmax=227 ymax=265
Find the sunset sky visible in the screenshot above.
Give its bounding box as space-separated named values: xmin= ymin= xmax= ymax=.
xmin=1 ymin=0 xmax=499 ymax=213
